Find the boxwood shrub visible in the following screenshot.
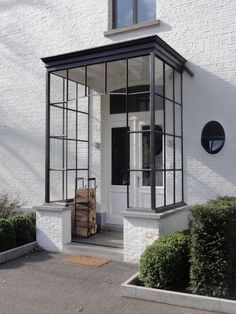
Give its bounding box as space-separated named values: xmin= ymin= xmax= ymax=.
xmin=9 ymin=212 xmax=36 ymax=247
xmin=0 ymin=218 xmax=16 ymax=252
xmin=139 ymin=231 xmax=191 ymax=290
xmin=190 ymin=196 xmax=236 ymax=298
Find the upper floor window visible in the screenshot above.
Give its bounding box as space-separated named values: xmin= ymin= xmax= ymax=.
xmin=113 ymin=0 xmax=156 ymax=29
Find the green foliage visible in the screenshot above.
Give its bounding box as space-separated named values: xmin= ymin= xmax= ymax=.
xmin=0 ymin=218 xmax=16 ymax=252
xmin=190 ymin=196 xmax=236 ymax=298
xmin=0 ymin=192 xmax=22 ymax=219
xmin=9 ymin=212 xmax=36 ymax=247
xmin=139 ymin=231 xmax=191 ymax=290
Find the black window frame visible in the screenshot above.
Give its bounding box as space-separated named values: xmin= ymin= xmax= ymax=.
xmin=112 ymin=0 xmax=156 ymax=29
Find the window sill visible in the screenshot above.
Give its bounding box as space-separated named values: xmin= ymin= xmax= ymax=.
xmin=104 ymin=19 xmax=160 ymax=37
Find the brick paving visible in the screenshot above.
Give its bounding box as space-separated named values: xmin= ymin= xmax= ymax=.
xmin=0 ymin=252 xmax=219 ymax=314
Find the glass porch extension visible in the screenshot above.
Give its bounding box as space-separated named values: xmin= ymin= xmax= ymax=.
xmin=42 ymin=36 xmax=192 ymax=213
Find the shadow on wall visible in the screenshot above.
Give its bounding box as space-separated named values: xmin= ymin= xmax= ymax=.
xmin=183 ymin=63 xmax=236 ymax=204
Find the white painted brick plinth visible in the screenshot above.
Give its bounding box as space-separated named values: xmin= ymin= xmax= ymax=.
xmin=35 ymin=203 xmax=72 ymax=252
xmin=123 ymin=206 xmax=190 ymax=263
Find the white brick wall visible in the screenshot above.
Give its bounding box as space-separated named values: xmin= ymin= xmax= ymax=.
xmin=36 ymin=205 xmax=71 ymax=252
xmin=0 ymin=0 xmax=236 ymax=208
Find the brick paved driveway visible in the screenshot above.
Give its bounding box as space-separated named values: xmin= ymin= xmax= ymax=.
xmin=0 ymin=252 xmax=219 ymax=314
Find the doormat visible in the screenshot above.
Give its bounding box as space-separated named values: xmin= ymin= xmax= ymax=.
xmin=63 ymin=255 xmax=111 ymax=267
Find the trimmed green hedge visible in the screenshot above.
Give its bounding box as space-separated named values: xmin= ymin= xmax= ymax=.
xmin=0 ymin=218 xmax=16 ymax=252
xmin=0 ymin=212 xmax=36 ymax=253
xmin=190 ymin=196 xmax=236 ymax=298
xmin=139 ymin=231 xmax=191 ymax=290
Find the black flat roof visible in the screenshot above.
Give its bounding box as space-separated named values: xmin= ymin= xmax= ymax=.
xmin=41 ymin=35 xmax=193 ymax=76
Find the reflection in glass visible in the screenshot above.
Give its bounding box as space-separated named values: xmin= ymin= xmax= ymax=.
xmin=166 ymin=135 xmax=174 ymax=169
xmin=201 ymin=121 xmax=225 ymax=154
xmin=87 ymin=63 xmax=105 ymax=95
xmin=155 ymin=57 xmax=164 ymax=95
xmin=165 ymin=65 xmax=173 ymax=100
xmin=50 ymin=71 xmax=66 ymax=104
xmin=68 ymin=67 xmax=86 ymax=98
xmin=165 ymin=100 xmax=174 ymax=134
xmin=174 ymin=70 xmax=181 ymax=103
xmin=138 ymin=0 xmax=156 ymax=23
xmin=112 ymin=127 xmax=129 ymax=185
xmin=114 ymin=0 xmax=133 ymax=28
xmin=107 ymin=60 xmax=126 ymax=94
xmin=128 ymin=56 xmax=150 ymax=92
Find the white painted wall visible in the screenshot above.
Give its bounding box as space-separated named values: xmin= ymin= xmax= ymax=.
xmin=0 ymin=0 xmax=236 ymax=207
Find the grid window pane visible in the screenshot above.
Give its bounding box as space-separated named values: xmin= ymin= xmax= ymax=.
xmin=128 ymin=56 xmax=150 ymax=92
xmin=155 ymin=95 xmax=164 ymax=128
xmin=50 ymin=138 xmax=64 ymax=169
xmin=166 ymin=135 xmax=174 ymax=169
xmin=175 ymin=137 xmax=182 ymax=169
xmin=50 ymin=71 xmax=66 ymax=104
xmin=165 ymin=65 xmax=173 ymax=100
xmin=77 ymin=142 xmax=88 ymax=169
xmin=87 ymin=63 xmax=105 ymax=95
xmin=138 ymin=0 xmax=156 ymax=23
xmin=174 ymin=70 xmax=181 ymax=104
xmin=50 ymin=106 xmax=64 ymax=137
xmin=166 ymin=171 xmax=174 ymax=205
xmin=175 ymin=104 xmax=182 ymax=136
xmin=68 ymin=111 xmax=76 ymax=140
xmin=155 ymin=57 xmax=164 ymax=96
xmin=50 ymin=171 xmax=63 ymax=201
xmin=165 ymin=100 xmax=174 ymax=134
xmin=107 ymin=60 xmax=126 ymax=94
xmin=68 ymin=67 xmax=86 ymax=98
xmin=175 ymin=171 xmax=182 ymax=203
xmin=114 ymin=0 xmax=133 ymax=28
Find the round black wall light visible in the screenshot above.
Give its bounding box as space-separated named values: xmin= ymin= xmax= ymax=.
xmin=201 ymin=121 xmax=225 ymax=154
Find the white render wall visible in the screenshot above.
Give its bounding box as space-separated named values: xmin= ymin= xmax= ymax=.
xmin=0 ymin=0 xmax=236 ymax=207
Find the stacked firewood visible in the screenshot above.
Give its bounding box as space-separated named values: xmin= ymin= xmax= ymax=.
xmin=75 ymin=188 xmax=97 ymax=237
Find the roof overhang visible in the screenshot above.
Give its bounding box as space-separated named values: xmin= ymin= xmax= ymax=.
xmin=41 ymin=35 xmax=193 ymax=76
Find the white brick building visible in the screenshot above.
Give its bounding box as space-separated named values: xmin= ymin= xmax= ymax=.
xmin=0 ymin=1 xmax=235 ymax=262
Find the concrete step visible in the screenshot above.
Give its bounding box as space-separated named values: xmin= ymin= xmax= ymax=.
xmin=63 ymin=242 xmax=124 ymax=262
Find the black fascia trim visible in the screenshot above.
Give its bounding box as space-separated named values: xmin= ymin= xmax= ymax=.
xmin=41 ymin=35 xmax=189 ymax=73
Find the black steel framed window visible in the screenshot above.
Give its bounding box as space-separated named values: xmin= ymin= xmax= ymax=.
xmin=43 ymin=36 xmax=190 ymax=212
xmin=112 ymin=0 xmax=156 ymax=29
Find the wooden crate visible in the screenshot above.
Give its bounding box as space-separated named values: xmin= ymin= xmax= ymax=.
xmin=75 ymin=188 xmax=97 ymax=238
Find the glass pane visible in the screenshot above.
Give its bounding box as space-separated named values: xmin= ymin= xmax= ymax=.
xmin=107 ymin=60 xmax=126 ymax=94
xmin=155 ymin=57 xmax=164 ymax=96
xmin=155 ymin=95 xmax=164 ymax=127
xmin=165 ymin=65 xmax=173 ymax=100
xmin=165 ymin=100 xmax=174 ymax=134
xmin=112 ymin=127 xmax=129 ymax=185
xmin=68 ymin=80 xmax=76 ymax=102
xmin=50 ymin=106 xmax=64 ymax=137
xmin=68 ymin=111 xmax=76 ymax=139
xmin=50 ymin=171 xmax=63 ymax=201
xmin=50 ymin=71 xmax=66 ymax=104
xmin=114 ymin=0 xmax=133 ymax=28
xmin=78 ymin=97 xmax=88 ymax=113
xmin=68 ymin=140 xmax=76 ymax=169
xmin=77 ymin=113 xmax=88 ymax=141
xmin=67 ymin=170 xmax=76 ymax=200
xmin=129 ymin=171 xmax=151 ymax=209
xmin=128 ymin=93 xmax=150 ymax=112
xmin=68 ymin=67 xmax=86 ymax=98
xmin=128 ymin=56 xmax=150 ymax=93
xmin=138 ymin=0 xmax=156 ymax=22
xmin=50 ymin=138 xmax=64 ymax=169
xmin=175 ymin=71 xmax=181 ymax=104
xmin=175 ymin=137 xmax=182 ymax=169
xmin=87 ymin=63 xmax=105 ymax=95
xmin=156 ymin=188 xmax=164 ymax=208
xmin=175 ymin=104 xmax=181 ymax=136
xmin=166 ymin=171 xmax=174 ymax=205
xmin=166 ymin=135 xmax=174 ymax=169
xmin=77 ymin=141 xmax=88 ymax=169
xmin=175 ymin=170 xmax=182 ymax=203
xmin=110 ymin=95 xmax=126 ymax=114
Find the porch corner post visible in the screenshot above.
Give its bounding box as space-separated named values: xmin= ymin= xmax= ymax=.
xmin=150 ymin=52 xmax=156 ymax=211
xmin=45 ymin=70 xmax=50 ymax=203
